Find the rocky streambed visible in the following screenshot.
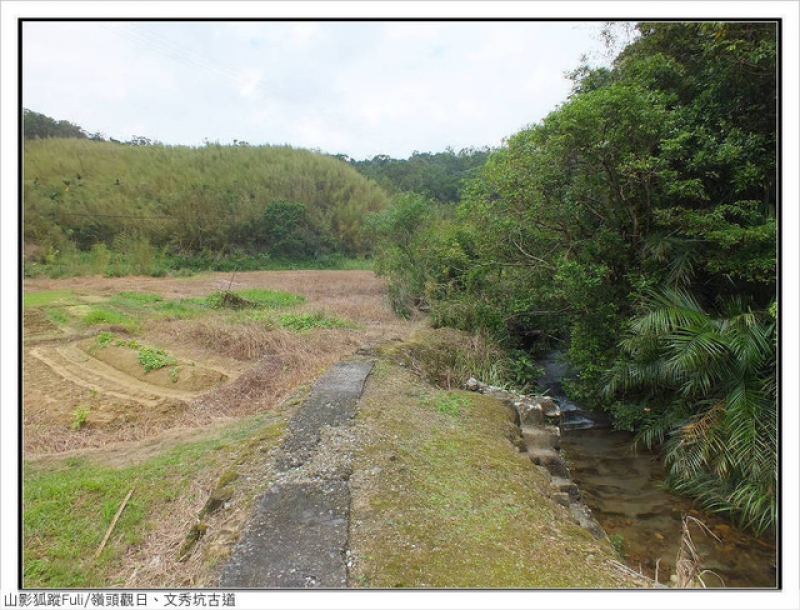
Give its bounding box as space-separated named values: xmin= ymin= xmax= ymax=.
xmin=466 ymin=361 xmax=778 ymax=588
xmin=510 ymin=350 xmax=777 ymax=588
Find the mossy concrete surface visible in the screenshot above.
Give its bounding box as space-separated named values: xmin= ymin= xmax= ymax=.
xmin=348 ymin=359 xmax=647 ymax=588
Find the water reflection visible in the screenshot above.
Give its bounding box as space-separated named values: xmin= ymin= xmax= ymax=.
xmin=560 ymin=428 xmax=778 ymax=588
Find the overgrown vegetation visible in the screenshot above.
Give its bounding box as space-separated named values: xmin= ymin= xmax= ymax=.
xmin=23 ymin=135 xmax=390 ymax=276
xmin=23 ymin=413 xmax=287 ymax=587
xmin=370 ymin=23 xmax=777 ymax=534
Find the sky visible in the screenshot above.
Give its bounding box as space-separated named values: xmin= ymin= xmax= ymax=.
xmin=21 ymin=20 xmax=620 ymax=160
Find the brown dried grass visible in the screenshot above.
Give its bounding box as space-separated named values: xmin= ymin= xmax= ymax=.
xmin=24 ymin=270 xmax=413 ymax=455
xmin=675 ymin=516 xmax=724 ymax=588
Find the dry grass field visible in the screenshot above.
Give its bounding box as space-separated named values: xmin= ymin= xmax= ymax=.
xmin=23 ymin=270 xmax=414 ymax=458
xmin=21 ymin=270 xmax=421 ymax=587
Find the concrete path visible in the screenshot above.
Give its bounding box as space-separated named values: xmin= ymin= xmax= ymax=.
xmin=218 ymin=359 xmax=374 ymax=588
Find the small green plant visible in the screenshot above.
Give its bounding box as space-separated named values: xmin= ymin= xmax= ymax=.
xmin=82 ymin=308 xmax=134 ymax=327
xmin=88 ymin=331 xmax=116 ymax=354
xmin=424 ymin=392 xmax=469 ymax=417
xmin=137 ymin=346 xmax=177 ymax=372
xmin=44 ymin=308 xmax=70 ymax=326
xmin=279 ymin=311 xmax=355 ymax=332
xmin=71 ymin=407 xmax=90 ymax=430
xmin=44 ymin=246 xmax=59 ymax=265
xmin=169 ymin=366 xmax=180 ymax=383
xmin=110 ymin=291 xmax=163 ymax=307
xmin=508 ymin=350 xmax=543 ymax=392
xmin=608 ymin=533 xmax=627 ymax=558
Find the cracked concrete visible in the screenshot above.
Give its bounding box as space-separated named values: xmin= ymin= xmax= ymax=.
xmin=218 ymin=359 xmax=374 ymax=589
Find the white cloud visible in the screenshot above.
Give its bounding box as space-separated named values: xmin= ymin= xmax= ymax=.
xmin=290 ymin=22 xmax=322 ymax=47
xmin=21 ymin=20 xmax=611 ymax=158
xmin=236 ymin=69 xmax=263 ymax=97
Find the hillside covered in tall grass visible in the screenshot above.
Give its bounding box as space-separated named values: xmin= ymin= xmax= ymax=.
xmin=23 ymin=138 xmax=391 ymax=275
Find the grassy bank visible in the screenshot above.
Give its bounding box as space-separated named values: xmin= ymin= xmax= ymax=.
xmin=23 ymin=412 xmax=288 ymax=588
xmin=347 ymin=332 xmax=647 ymax=588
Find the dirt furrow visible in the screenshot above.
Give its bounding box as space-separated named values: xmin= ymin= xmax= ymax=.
xmin=30 ymin=343 xmax=189 ymax=406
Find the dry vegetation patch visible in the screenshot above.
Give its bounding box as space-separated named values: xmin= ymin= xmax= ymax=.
xmin=22 ymin=270 xmax=411 ymax=454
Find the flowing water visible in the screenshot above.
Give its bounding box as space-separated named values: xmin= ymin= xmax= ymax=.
xmin=538 ymin=352 xmax=778 ymax=588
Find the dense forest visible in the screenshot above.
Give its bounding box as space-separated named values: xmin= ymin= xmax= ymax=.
xmin=371 ymin=22 xmax=777 ymax=535
xmin=341 ymin=147 xmax=492 ymax=204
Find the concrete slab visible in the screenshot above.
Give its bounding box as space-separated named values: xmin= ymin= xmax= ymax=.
xmin=218 ymin=359 xmax=373 ymax=589
xmin=218 ymin=481 xmax=349 ymax=588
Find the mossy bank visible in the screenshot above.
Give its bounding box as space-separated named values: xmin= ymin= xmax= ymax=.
xmin=347 ymin=337 xmax=647 ymax=588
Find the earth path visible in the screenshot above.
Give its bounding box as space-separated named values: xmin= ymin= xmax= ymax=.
xmin=218 ymin=358 xmax=374 ymax=588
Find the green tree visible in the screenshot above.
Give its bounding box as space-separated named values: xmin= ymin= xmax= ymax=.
xmin=606 ymin=289 xmax=776 ymax=534
xmin=23 ymin=109 xmax=88 ymax=140
xmin=258 ymin=200 xmax=310 ymax=257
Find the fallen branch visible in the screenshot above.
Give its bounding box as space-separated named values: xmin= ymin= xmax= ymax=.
xmin=95 ymin=487 xmax=135 ymax=560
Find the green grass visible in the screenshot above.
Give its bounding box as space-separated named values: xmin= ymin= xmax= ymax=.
xmin=278 ymin=311 xmax=356 ymax=332
xmin=44 ymin=308 xmax=70 ymax=326
xmin=230 ymin=288 xmax=305 ymax=308
xmin=151 ymin=298 xmax=211 ymax=319
xmin=108 ymin=292 xmax=164 ymax=307
xmin=23 ymin=290 xmax=77 ymax=308
xmin=82 ymin=308 xmax=136 ymax=328
xmin=23 ymin=413 xmax=287 ymax=588
xmin=349 ymin=360 xmax=635 ymax=589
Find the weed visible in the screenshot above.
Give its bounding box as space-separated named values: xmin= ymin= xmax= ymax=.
xmin=508 ymin=350 xmax=543 ymax=393
xmin=205 ymin=291 xmax=256 ymax=310
xmin=71 ymin=407 xmax=90 ymax=431
xmin=82 ymin=308 xmax=134 ymax=327
xmin=234 ymin=288 xmax=305 ymax=308
xmin=423 ymin=392 xmax=470 ymax=417
xmin=88 ymin=332 xmax=116 ymax=354
xmin=169 ymin=366 xmax=180 ymax=384
xmin=152 ymin=298 xmax=209 ymax=320
xmin=44 ymin=308 xmax=69 ymax=326
xmin=138 ymin=347 xmax=177 ymax=372
xmin=279 ymin=311 xmax=355 ymax=332
xmin=609 ymin=533 xmax=627 ymax=558
xmin=109 ymin=292 xmax=163 ymax=307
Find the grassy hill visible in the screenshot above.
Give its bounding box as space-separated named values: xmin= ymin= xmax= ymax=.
xmin=23 ymin=138 xmax=390 ymax=275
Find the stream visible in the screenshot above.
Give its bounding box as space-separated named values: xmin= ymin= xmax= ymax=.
xmin=538 ymin=352 xmax=778 ymax=588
